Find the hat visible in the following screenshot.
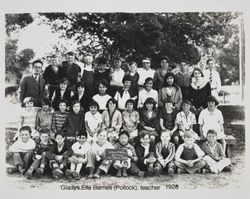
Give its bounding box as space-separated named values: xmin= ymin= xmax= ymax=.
xmin=207 ymin=95 xmax=219 ymax=106
xmin=142 ymin=57 xmax=151 ymax=63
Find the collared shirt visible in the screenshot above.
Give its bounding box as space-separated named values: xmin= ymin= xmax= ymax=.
xmin=137 ymin=88 xmax=158 ymax=108
xmin=141 ymin=143 xmax=150 ymax=157
xmin=175 ymin=71 xmax=191 ymax=88
xmin=71 ymin=141 xmax=91 ymax=156
xmin=114 ymin=89 xmax=136 ymax=110
xmin=204 ymin=69 xmax=221 ymax=92
xmin=175 ymin=111 xmax=196 ymax=131
xmin=198 ymin=108 xmax=225 ymax=139
xmin=137 ymin=68 xmax=155 ymax=86
xmin=33 ymin=74 xmax=39 ymax=82
xmin=92 ymin=94 xmax=112 ymax=111
xmin=9 ymin=138 xmax=36 ymax=153
xmin=85 ymin=111 xmax=102 ymax=132
xmin=201 ymin=141 xmax=225 ymax=158
xmin=91 ymin=141 xmax=115 ymax=156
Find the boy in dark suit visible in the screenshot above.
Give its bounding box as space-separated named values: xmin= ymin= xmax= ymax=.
xmin=19 ymin=60 xmax=46 ymax=107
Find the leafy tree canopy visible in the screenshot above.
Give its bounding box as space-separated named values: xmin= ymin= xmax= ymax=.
xmin=41 ymin=12 xmax=240 ymax=66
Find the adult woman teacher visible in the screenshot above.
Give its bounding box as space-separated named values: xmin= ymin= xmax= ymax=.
xmin=188 ymin=67 xmax=211 ymax=117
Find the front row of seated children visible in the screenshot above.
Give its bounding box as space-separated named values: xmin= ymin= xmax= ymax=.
xmin=8 ymin=125 xmax=232 ymax=180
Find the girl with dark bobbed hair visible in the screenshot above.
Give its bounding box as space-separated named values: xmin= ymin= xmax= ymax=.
xmin=158 ymin=72 xmax=183 ymax=110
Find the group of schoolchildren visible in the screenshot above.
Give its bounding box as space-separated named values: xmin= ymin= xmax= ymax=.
xmin=7 ymin=52 xmax=232 ymax=180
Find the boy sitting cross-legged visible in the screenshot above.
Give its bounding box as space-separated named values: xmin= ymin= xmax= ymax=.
xmin=25 ymin=128 xmax=53 ymax=179
xmin=175 ymin=131 xmax=206 ymax=174
xmin=45 ymin=132 xmax=72 ymax=179
xmin=65 ymin=130 xmax=91 ymax=180
xmin=154 ymin=130 xmax=176 ymax=176
xmin=8 ymin=126 xmax=36 ymax=175
xmin=134 ymin=132 xmax=157 ymax=177
xmin=113 ymin=130 xmax=143 ymax=177
xmin=86 ymin=130 xmax=115 ymax=179
xmin=201 ymin=129 xmax=232 ymax=174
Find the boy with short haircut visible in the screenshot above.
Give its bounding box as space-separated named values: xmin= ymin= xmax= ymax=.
xmin=113 ymin=130 xmax=142 ymax=177
xmin=25 ymin=128 xmax=53 ymax=179
xmin=201 ymin=129 xmax=231 ymax=174
xmin=45 ymin=132 xmax=72 ymax=179
xmin=51 ymin=99 xmax=69 ymax=139
xmin=94 ymin=57 xmax=110 ymax=88
xmin=86 ymin=130 xmax=115 ymax=179
xmin=65 ymin=130 xmax=91 ymax=180
xmin=154 ymin=130 xmax=176 ymax=176
xmin=126 ymin=61 xmax=139 ymax=95
xmin=175 ymin=60 xmax=191 ymax=100
xmin=175 ymin=131 xmax=206 ymax=174
xmin=109 ymin=57 xmax=125 ymax=97
xmin=114 ymin=75 xmax=137 ymax=111
xmin=62 ymin=100 xmax=85 ymax=144
xmin=8 ymin=126 xmax=36 ymax=175
xmin=85 ymin=100 xmax=102 ymax=143
xmin=135 ymin=132 xmax=157 ymax=177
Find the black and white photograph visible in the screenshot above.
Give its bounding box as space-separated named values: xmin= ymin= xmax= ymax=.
xmin=2 ymin=0 xmax=248 ymax=194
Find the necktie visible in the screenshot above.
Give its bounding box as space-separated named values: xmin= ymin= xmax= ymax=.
xmin=34 ymin=75 xmax=39 ymax=83
xmin=209 ymin=71 xmax=212 ymax=84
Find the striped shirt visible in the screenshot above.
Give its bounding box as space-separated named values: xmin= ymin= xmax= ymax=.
xmin=51 ymin=111 xmax=69 ymax=133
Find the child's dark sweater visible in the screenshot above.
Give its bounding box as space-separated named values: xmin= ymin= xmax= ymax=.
xmin=62 ymin=110 xmax=85 ymax=138
xmin=46 ymin=141 xmax=72 ymax=160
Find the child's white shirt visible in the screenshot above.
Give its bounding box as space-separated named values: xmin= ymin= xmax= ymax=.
xmin=91 ymin=141 xmax=114 ymax=156
xmin=71 ymin=142 xmax=91 ymax=155
xmin=137 ymin=68 xmax=155 ymax=86
xmin=85 ymin=111 xmax=102 ymax=132
xmin=198 ymin=108 xmax=225 ymax=139
xmin=9 ymin=138 xmax=36 ymax=153
xmin=110 ymin=68 xmax=125 ymax=87
xmin=141 ymin=143 xmax=150 ymax=158
xmin=92 ymin=94 xmax=112 ymax=110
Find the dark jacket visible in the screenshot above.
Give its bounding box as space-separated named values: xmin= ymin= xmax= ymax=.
xmin=138 ymin=108 xmax=159 ymax=132
xmin=19 ymin=75 xmax=46 ymax=107
xmin=135 ymin=143 xmax=156 ymax=170
xmin=59 ymin=61 xmax=81 ymax=87
xmin=52 ymin=89 xmax=72 ymax=110
xmin=45 ymin=141 xmax=72 ymax=160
